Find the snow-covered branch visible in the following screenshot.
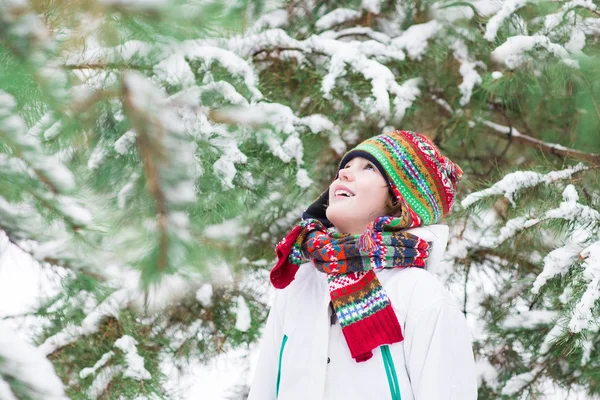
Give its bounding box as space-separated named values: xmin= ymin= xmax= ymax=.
xmin=0 ymin=322 xmax=67 ymax=400
xmin=462 ymin=164 xmax=589 ymax=208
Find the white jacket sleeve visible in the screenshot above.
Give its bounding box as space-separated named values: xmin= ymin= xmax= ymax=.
xmin=404 ymin=300 xmax=478 ymax=400
xmin=247 ymin=290 xmax=286 ymax=400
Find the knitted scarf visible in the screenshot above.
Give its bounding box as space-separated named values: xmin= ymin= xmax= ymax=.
xmin=270 ymin=216 xmax=430 ymax=363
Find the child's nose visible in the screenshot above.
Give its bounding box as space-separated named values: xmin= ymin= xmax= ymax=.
xmin=338 ymin=168 xmax=354 ymax=181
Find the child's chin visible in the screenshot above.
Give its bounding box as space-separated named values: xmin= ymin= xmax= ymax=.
xmin=326 ymin=205 xmax=352 ymax=224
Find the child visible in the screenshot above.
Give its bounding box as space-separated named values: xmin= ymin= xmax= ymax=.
xmin=248 ymin=131 xmax=477 ymax=400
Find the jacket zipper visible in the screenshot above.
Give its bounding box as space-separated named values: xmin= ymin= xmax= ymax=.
xmin=276 ymin=334 xmax=288 ymax=398
xmin=382 ymin=345 xmax=401 ymax=400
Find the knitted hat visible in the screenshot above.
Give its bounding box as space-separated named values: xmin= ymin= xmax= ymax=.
xmin=302 ymin=130 xmax=463 ymax=227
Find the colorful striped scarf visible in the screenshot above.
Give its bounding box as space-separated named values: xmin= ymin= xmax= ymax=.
xmin=270 ymin=216 xmax=430 ymax=363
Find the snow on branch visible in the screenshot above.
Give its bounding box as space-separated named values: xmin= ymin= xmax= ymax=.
xmin=249 ymin=9 xmax=288 ymax=33
xmin=234 ymin=295 xmax=251 ymax=332
xmin=63 ymin=40 xmax=155 ymax=69
xmin=1 ymin=0 xmax=71 ymax=107
xmin=40 ymin=288 xmax=131 ymax=355
xmin=434 ymin=99 xmax=600 ymax=164
xmin=320 ymin=27 xmax=391 ymax=44
xmin=501 ymin=365 xmax=544 ymax=396
xmin=122 ymin=72 xmax=197 ymax=268
xmin=222 ymin=29 xmax=420 ymax=121
xmin=174 ymin=45 xmax=263 ymax=101
xmin=0 ymin=92 xmax=75 ymax=194
xmin=484 ymin=0 xmax=528 ymax=42
xmin=99 ymin=0 xmax=168 ymax=12
xmin=88 ymin=365 xmax=123 ymax=399
xmin=569 ymin=240 xmax=600 ymax=333
xmin=80 ymin=351 xmax=115 ymax=379
xmin=531 ymin=229 xmax=592 ymax=294
xmin=114 ymin=335 xmax=151 ymax=380
xmin=210 ymin=102 xmax=345 ymax=184
xmin=450 ymin=40 xmax=484 ymax=106
xmin=316 ymin=8 xmax=362 ymax=31
xmin=0 ymin=322 xmax=67 ymax=400
xmin=491 ymin=35 xmax=577 ymax=69
xmin=389 ymin=21 xmax=440 ymax=61
xmin=470 ymin=185 xmax=598 ymax=249
xmin=501 ymin=310 xmax=558 ymax=329
xmin=361 ymin=0 xmax=382 ymax=14
xmin=461 ymin=163 xmax=588 ymax=208
xmin=0 ymin=92 xmax=92 ymax=229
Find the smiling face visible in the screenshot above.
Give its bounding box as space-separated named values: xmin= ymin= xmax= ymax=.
xmin=326 ymin=156 xmax=391 ymax=235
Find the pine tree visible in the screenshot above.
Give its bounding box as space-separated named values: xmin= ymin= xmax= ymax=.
xmin=1 ymin=0 xmax=599 ymax=398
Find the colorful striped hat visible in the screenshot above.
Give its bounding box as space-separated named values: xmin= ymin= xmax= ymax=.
xmin=303 ymin=130 xmax=463 ymax=227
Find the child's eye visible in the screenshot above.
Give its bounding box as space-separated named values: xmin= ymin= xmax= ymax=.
xmin=365 ymin=163 xmax=375 ymax=171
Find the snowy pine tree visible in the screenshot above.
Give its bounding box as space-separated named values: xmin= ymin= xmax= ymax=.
xmin=0 ymin=0 xmax=599 ymax=398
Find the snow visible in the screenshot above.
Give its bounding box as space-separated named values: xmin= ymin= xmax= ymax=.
xmin=501 ymin=310 xmax=558 ymax=329
xmin=0 ymin=90 xmax=77 ymax=194
xmin=204 ymin=218 xmax=250 ymax=240
xmin=197 ymin=81 xmax=250 ymax=106
xmin=430 ymin=3 xmax=474 ymax=22
xmin=569 ymin=241 xmax=600 ymax=333
xmin=545 ymin=185 xmax=600 ymax=222
xmin=315 ymin=8 xmax=361 ymax=31
xmin=114 ymin=130 xmax=137 ymax=155
xmin=153 ymin=54 xmax=196 ymax=88
xmin=177 ymin=45 xmax=262 ymax=101
xmin=451 ymin=40 xmax=484 ymax=106
xmin=63 ymin=40 xmax=152 ymax=66
xmin=478 ymin=216 xmax=539 ymax=248
xmin=88 ymin=365 xmax=123 ymax=399
xmin=491 ymin=35 xmax=576 ymax=69
xmin=296 ymin=168 xmax=313 ymax=189
xmin=539 ymin=323 xmax=564 ymax=355
xmin=80 ymin=351 xmax=115 ymax=379
xmin=114 ymin=335 xmax=151 ymax=380
xmin=87 ymin=144 xmax=106 ymax=170
xmin=321 ymin=27 xmax=391 ymax=44
xmin=475 ymin=359 xmax=498 ymax=390
xmin=484 ymin=0 xmax=528 ymax=42
xmin=0 ymin=322 xmax=67 ymax=400
xmin=502 ymin=365 xmax=543 ymax=396
xmin=117 ymin=173 xmax=138 ymax=209
xmin=39 ymin=288 xmax=131 ymax=355
xmin=390 ymin=21 xmax=440 ymax=61
xmin=361 ymin=0 xmax=382 ymax=14
xmin=234 ymin=295 xmax=251 ymax=332
xmin=461 ymin=163 xmax=587 ymax=208
xmin=250 ymin=9 xmax=288 ymax=33
xmin=42 ymin=121 xmax=63 ymax=141
xmin=196 ymin=283 xmax=214 ymax=307
xmin=55 ymin=196 xmax=94 ymax=227
xmin=99 ymin=0 xmax=167 ymax=10
xmin=531 ymin=229 xmax=590 ymax=294
xmin=0 ymin=379 xmax=17 ymax=400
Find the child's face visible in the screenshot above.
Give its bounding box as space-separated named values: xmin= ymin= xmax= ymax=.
xmin=326 ymin=156 xmax=389 ymax=234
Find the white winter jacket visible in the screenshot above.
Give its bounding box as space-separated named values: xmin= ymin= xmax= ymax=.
xmin=248 ymin=225 xmax=477 ymax=400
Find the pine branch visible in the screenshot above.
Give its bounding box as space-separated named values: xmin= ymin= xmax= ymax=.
xmin=121 ymin=76 xmax=170 ymax=273
xmin=63 ymin=63 xmax=153 ymax=71
xmin=431 ymin=94 xmax=600 ymax=164
xmin=477 ymin=118 xmax=600 ymax=165
xmin=0 ymin=227 xmax=106 ymax=281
